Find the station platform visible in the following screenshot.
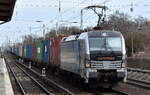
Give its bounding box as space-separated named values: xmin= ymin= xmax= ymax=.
xmin=0 ymin=57 xmax=14 ymax=95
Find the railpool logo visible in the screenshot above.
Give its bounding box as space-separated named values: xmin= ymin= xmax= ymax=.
xmin=97 ymin=57 xmax=115 ymax=60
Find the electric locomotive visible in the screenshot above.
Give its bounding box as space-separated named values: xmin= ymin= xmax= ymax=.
xmin=60 ymin=30 xmax=127 ymax=85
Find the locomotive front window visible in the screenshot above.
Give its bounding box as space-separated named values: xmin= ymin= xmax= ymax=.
xmin=106 ymin=37 xmax=122 ymax=51
xmin=89 ymin=38 xmax=105 ymax=51
xmin=89 ymin=37 xmax=122 ymax=51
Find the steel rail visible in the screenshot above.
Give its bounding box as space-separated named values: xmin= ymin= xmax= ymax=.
xmin=112 ymin=88 xmax=129 ymax=95
xmin=127 ymin=67 xmax=150 ymax=89
xmin=17 ymin=57 xmax=129 ymax=95
xmin=16 ymin=60 xmax=76 ymax=95
xmin=15 ymin=63 xmax=54 ymax=95
xmin=6 ymin=60 xmax=26 ymax=95
xmin=127 ymin=78 xmax=150 ymax=89
xmin=127 ymin=67 xmax=150 ymax=73
xmin=6 ymin=59 xmax=53 ymax=95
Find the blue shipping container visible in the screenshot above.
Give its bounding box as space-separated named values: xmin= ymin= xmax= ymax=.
xmin=43 ymin=39 xmax=50 ymax=62
xmin=26 ymin=44 xmax=32 ymax=59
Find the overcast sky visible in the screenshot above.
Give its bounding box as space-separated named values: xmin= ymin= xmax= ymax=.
xmin=0 ymin=0 xmax=150 ymax=46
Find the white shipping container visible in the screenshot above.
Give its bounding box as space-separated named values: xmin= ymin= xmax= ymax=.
xmin=19 ymin=44 xmax=23 ymax=57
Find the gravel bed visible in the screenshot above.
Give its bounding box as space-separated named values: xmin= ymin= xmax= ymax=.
xmin=127 ymin=58 xmax=150 ymax=70
xmin=113 ymin=82 xmax=150 ymax=95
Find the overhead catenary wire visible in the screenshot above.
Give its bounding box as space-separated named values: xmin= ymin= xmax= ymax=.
xmin=15 ymin=0 xmax=100 ymax=8
xmin=14 ymin=0 xmax=150 ymax=24
xmin=57 ymin=0 xmax=111 ymax=26
xmin=13 ymin=0 xmax=150 ymax=28
xmin=115 ymin=0 xmax=147 ymax=11
xmin=58 ymin=0 xmax=147 ymax=24
xmin=2 ymin=0 xmax=150 ymax=46
xmin=7 ymin=1 xmax=150 ymax=29
xmin=47 ymin=0 xmax=113 ymax=23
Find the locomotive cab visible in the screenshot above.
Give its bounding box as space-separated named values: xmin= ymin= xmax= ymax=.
xmin=78 ymin=30 xmax=127 ymax=83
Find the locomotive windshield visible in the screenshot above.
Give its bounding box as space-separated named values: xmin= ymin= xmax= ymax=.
xmin=89 ymin=37 xmax=122 ymax=52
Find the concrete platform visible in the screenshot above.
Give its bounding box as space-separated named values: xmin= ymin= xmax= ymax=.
xmin=0 ymin=58 xmax=14 ymax=95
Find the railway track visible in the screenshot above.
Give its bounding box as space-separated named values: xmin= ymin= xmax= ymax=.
xmin=87 ymin=88 xmax=129 ymax=95
xmin=17 ymin=61 xmax=75 ymax=95
xmin=5 ymin=53 xmax=129 ymax=95
xmin=111 ymin=88 xmax=129 ymax=95
xmin=16 ymin=59 xmax=129 ymax=95
xmin=5 ymin=55 xmax=76 ymax=95
xmin=6 ymin=59 xmax=54 ymax=95
xmin=127 ymin=68 xmax=150 ymax=89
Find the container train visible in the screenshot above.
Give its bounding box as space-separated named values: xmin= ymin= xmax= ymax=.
xmin=9 ymin=30 xmax=127 ymax=86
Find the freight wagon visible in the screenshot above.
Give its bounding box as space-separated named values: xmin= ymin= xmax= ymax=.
xmin=36 ymin=41 xmax=44 ymax=62
xmin=26 ymin=44 xmax=32 ymax=59
xmin=18 ymin=44 xmax=23 ymax=57
xmin=43 ymin=39 xmax=50 ymax=63
xmin=50 ymin=35 xmax=65 ymax=68
xmin=32 ymin=42 xmax=36 ymax=60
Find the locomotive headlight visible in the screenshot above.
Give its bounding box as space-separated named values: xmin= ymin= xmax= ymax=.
xmin=85 ymin=63 xmax=91 ymax=68
xmin=102 ymin=33 xmax=107 ymax=36
xmin=121 ymin=62 xmax=126 ymax=68
xmin=122 ymin=59 xmax=127 ymax=68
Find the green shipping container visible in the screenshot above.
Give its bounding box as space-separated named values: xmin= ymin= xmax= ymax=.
xmin=36 ymin=41 xmax=44 ymax=61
